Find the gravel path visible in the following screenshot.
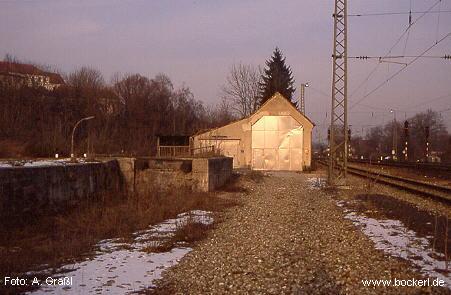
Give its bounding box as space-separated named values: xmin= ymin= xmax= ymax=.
xmin=152 ymin=171 xmax=448 ymax=294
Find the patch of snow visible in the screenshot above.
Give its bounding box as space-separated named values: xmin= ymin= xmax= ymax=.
xmin=306 ymin=177 xmax=327 ymax=189
xmin=28 ymin=210 xmax=213 ymax=294
xmin=0 ymin=160 xmax=66 ymax=168
xmin=342 ymin=208 xmax=450 ymax=288
xmin=133 ymin=210 xmax=213 ymax=250
xmin=23 ymin=160 xmax=67 ymax=167
xmin=0 ymin=158 xmax=97 ymax=168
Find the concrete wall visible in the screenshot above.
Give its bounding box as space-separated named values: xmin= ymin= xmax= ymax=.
xmin=116 ymin=157 xmax=135 ymax=194
xmin=192 ymin=157 xmax=233 ymax=192
xmin=134 ymin=158 xmax=193 ymax=195
xmin=0 ymin=156 xmax=232 ymax=220
xmin=0 ymin=160 xmax=122 ymax=217
xmin=131 ymin=157 xmax=233 ymax=194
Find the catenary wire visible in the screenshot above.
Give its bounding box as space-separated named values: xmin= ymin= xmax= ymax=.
xmin=348 ymin=0 xmax=443 ymax=99
xmin=350 ymin=31 xmax=451 ymax=110
xmin=349 ymin=10 xmax=451 ymax=17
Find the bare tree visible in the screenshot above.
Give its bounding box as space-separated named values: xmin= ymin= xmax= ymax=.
xmin=221 ymin=63 xmax=261 ymax=118
xmin=67 ymin=67 xmax=104 ymax=93
xmin=204 ymin=99 xmax=235 ymax=128
xmin=409 ymin=110 xmax=448 ymax=160
xmin=3 ymin=53 xmax=20 ymax=63
xmin=0 ymin=63 xmax=233 ymax=157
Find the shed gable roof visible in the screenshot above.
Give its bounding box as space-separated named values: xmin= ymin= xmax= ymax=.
xmin=192 ymin=92 xmax=314 ymax=137
xmin=250 ymin=92 xmax=315 ymax=128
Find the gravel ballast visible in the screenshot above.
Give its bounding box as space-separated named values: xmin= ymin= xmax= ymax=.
xmin=152 ymin=170 xmax=449 ymax=294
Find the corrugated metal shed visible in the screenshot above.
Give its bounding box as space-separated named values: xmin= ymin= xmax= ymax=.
xmin=192 ymin=92 xmax=315 ymax=171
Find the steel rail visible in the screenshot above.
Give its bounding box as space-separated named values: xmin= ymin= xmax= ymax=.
xmin=317 ymin=160 xmax=451 ymax=203
xmin=348 ymin=159 xmax=451 ymax=172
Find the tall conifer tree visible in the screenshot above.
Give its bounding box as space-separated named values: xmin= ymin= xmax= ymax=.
xmin=259 ymin=47 xmax=296 ymax=106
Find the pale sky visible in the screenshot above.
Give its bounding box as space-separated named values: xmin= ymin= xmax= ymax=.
xmin=1 ymin=0 xmax=450 ymax=142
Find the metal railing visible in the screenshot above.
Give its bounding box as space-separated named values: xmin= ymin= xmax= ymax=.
xmin=191 ymin=145 xmax=216 ymax=157
xmin=157 ymin=145 xmax=217 ymax=158
xmin=157 ymin=146 xmax=191 ymax=158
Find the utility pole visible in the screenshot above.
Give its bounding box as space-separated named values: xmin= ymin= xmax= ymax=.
xmin=425 ymin=126 xmax=430 ymax=162
xmin=299 ymin=82 xmax=309 ymax=115
xmin=390 ymin=109 xmax=397 ymax=161
xmin=403 ymin=120 xmax=409 ymax=161
xmin=328 ymin=0 xmax=348 ymax=186
xmin=348 ymin=127 xmax=352 ymax=158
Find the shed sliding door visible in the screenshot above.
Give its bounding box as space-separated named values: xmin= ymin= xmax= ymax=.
xmin=251 ymin=116 xmax=303 ymax=171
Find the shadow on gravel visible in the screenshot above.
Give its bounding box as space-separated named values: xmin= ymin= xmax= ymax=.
xmin=219 ymin=173 xmax=249 ymax=193
xmin=219 ymin=170 xmax=266 ymax=193
xmin=247 ymin=170 xmax=265 ymax=183
xmin=354 ymin=194 xmax=450 ymax=259
xmin=294 ymin=267 xmax=342 ymax=295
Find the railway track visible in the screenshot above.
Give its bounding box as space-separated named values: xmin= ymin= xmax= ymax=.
xmin=317 ymin=160 xmax=451 ymax=203
xmin=348 ymin=159 xmax=451 ymax=172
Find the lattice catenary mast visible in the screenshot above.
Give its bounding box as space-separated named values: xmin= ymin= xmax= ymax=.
xmin=299 ymin=82 xmax=308 ymax=115
xmin=328 ymin=0 xmax=348 ymax=186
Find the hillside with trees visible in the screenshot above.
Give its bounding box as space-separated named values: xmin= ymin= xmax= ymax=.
xmin=0 ymin=61 xmax=234 ymax=158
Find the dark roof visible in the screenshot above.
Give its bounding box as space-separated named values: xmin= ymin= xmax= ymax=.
xmin=0 ymin=61 xmax=65 ymax=84
xmin=157 ymin=135 xmax=190 ymax=146
xmin=0 ymin=61 xmax=42 ymax=75
xmin=44 ymin=72 xmax=65 ymax=84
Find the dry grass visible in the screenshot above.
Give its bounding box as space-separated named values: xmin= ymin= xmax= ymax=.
xmin=173 ymin=220 xmax=213 ymax=243
xmin=0 ymin=186 xmax=240 ymax=292
xmin=143 ymin=219 xmax=214 ymax=254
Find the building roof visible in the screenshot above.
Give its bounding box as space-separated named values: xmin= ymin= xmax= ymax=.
xmin=44 ymin=72 xmax=65 ymax=84
xmin=251 ymin=92 xmax=315 ymax=127
xmin=0 ymin=61 xmax=42 ymax=75
xmin=157 ymin=135 xmax=190 ymax=146
xmin=0 ymin=61 xmax=64 ymax=84
xmin=193 ymin=92 xmax=315 ymax=136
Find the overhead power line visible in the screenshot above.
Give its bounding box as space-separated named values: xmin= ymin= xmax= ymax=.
xmin=308 ymin=86 xmax=330 ymax=98
xmin=350 ymin=55 xmax=451 ymax=59
xmin=349 ymin=0 xmax=443 ymax=99
xmin=357 ymin=93 xmax=451 ymax=112
xmin=349 ymin=10 xmax=451 ymax=17
xmin=403 ymin=93 xmax=451 ymax=110
xmin=350 ymin=31 xmax=451 ymax=110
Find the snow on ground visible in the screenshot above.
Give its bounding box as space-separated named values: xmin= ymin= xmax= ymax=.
xmin=337 ymin=201 xmax=450 ymax=288
xmin=0 ymin=159 xmax=69 ymax=168
xmin=0 ymin=158 xmax=97 ymax=168
xmin=28 ymin=210 xmax=213 ymax=294
xmin=306 ymin=177 xmax=327 ymax=189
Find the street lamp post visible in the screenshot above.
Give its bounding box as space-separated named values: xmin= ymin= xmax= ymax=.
xmin=71 ymin=116 xmax=95 ymax=162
